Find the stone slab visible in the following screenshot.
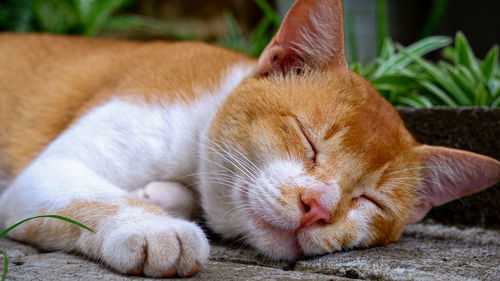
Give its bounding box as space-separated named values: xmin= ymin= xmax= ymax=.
xmin=1 ymin=223 xmax=498 ymax=281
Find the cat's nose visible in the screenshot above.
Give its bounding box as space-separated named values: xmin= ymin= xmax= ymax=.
xmin=299 ymin=193 xmax=331 ymax=228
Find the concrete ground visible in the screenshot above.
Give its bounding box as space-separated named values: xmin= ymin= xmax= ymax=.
xmin=1 ymin=222 xmax=499 ymax=281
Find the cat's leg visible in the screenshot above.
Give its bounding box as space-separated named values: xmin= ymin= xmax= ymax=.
xmin=0 ymin=157 xmax=209 ymax=277
xmin=131 ymin=181 xmax=199 ymax=219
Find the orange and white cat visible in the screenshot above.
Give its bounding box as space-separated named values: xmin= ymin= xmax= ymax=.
xmin=0 ymin=0 xmax=499 ymax=278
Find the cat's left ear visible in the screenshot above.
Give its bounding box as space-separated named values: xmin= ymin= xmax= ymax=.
xmin=408 ymin=145 xmax=500 ymax=223
xmin=255 ymin=0 xmax=349 ymax=77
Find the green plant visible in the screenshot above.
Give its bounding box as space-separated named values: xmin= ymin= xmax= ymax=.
xmin=0 ymin=0 xmax=131 ymax=36
xmin=218 ymin=0 xmax=281 ymax=57
xmin=352 ymin=36 xmax=452 ymax=107
xmin=0 ymin=215 xmax=93 ymax=281
xmin=352 ymin=32 xmax=499 ymax=107
xmin=419 ymin=32 xmax=500 ymax=106
xmin=0 ymin=0 xmax=199 ymax=40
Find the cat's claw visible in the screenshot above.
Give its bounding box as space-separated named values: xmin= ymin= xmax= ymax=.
xmin=101 ymin=217 xmax=209 ymax=277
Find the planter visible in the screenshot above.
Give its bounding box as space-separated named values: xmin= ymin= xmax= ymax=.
xmin=398 ymin=107 xmax=500 ymax=229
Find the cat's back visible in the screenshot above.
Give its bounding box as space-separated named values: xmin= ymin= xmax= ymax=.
xmin=0 ymin=33 xmax=255 ymax=176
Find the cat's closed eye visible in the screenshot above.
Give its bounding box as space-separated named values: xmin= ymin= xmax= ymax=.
xmin=291 ymin=117 xmax=317 ymax=165
xmin=353 ymin=194 xmax=385 ymax=211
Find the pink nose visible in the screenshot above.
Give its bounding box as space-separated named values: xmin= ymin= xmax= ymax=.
xmin=300 ymin=195 xmax=331 ymax=228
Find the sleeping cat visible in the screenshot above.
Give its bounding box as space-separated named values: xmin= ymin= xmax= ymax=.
xmin=0 ymin=0 xmax=499 ymax=278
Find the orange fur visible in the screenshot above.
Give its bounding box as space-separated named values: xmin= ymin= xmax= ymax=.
xmin=0 ymin=33 xmax=254 ymax=175
xmin=0 ymin=0 xmax=499 ymax=275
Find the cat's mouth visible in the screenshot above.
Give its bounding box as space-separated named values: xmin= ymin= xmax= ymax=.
xmin=252 ymin=215 xmax=303 ymax=259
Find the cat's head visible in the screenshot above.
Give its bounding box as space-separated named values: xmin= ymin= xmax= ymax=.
xmin=199 ymin=0 xmax=500 ymax=260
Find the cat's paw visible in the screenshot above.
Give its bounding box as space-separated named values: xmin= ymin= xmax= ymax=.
xmin=132 ymin=181 xmax=198 ymax=219
xmin=101 ymin=217 xmax=209 ymax=277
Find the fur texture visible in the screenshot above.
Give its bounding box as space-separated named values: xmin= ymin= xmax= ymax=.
xmin=0 ymin=0 xmax=499 ymax=278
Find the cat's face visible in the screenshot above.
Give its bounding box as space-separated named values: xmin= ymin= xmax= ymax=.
xmin=199 ymin=0 xmax=500 ymax=261
xmin=200 ymin=70 xmax=421 ymax=259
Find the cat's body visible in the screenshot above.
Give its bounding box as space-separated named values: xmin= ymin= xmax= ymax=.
xmin=0 ymin=0 xmax=499 ymax=278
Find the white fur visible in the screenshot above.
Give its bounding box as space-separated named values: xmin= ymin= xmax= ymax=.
xmin=132 ymin=181 xmax=198 ymax=219
xmin=0 ymin=64 xmax=253 ymax=277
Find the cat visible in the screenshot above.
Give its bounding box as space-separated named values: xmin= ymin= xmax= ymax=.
xmin=0 ymin=0 xmax=499 ymax=278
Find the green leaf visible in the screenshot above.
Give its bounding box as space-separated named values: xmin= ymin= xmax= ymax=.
xmin=399 ymin=45 xmax=471 ymax=105
xmin=419 ymin=0 xmax=449 ymax=38
xmin=373 ymin=36 xmax=451 ymax=77
xmin=455 ymin=31 xmax=481 ymax=79
xmin=0 ymin=0 xmax=35 ymax=32
xmin=376 ymin=0 xmax=389 ymax=52
xmin=104 ymin=15 xmax=199 ymax=41
xmin=249 ymin=17 xmax=273 ymax=57
xmin=345 ymin=8 xmax=359 ymax=63
xmin=492 ymin=95 xmax=500 ymax=107
xmin=379 ymin=38 xmax=395 ymax=61
xmin=370 ymin=74 xmax=416 ymax=86
xmin=397 ymin=95 xmax=433 ymax=108
xmin=33 ymin=0 xmax=77 ymax=34
xmin=219 ymin=12 xmax=247 ymax=54
xmin=253 ymin=0 xmax=281 ymax=28
xmin=481 ymin=45 xmax=499 ymax=82
xmin=82 ymin=0 xmax=129 ymax=36
xmin=439 ymin=62 xmax=475 ymax=102
xmin=419 ymin=80 xmax=458 ymax=106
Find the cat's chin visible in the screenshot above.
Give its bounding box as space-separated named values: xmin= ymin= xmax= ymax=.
xmin=250 ymin=216 xmax=304 ymax=260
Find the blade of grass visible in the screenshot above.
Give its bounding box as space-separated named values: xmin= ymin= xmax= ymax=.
xmin=345 ymin=8 xmax=359 ymax=63
xmin=375 ymin=0 xmax=389 ymax=53
xmin=0 ymin=250 xmax=6 ymax=281
xmin=0 ymin=0 xmax=34 ymax=32
xmin=419 ymin=0 xmax=449 ymax=38
xmin=492 ymin=95 xmax=500 ymax=107
xmin=373 ymin=36 xmax=451 ymax=77
xmin=249 ymin=17 xmax=273 ymax=57
xmin=397 ymin=96 xmax=432 ymax=108
xmin=370 ymin=74 xmax=417 ymax=86
xmin=439 ymin=62 xmax=476 ymax=102
xmin=481 ymin=45 xmax=498 ymax=82
xmin=0 ymin=215 xmax=94 ymax=238
xmin=455 ymin=32 xmax=481 ymax=79
xmin=398 ymin=45 xmax=471 ymax=105
xmin=379 ymin=38 xmax=395 ymax=61
xmin=253 ymin=0 xmax=281 ymax=28
xmin=83 ymin=0 xmax=129 ymax=36
xmin=0 ymin=215 xmax=93 ymax=281
xmin=419 ymin=80 xmax=458 ymax=106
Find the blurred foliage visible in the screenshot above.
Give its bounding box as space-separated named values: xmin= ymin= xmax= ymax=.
xmin=0 ymin=0 xmax=132 ymax=36
xmin=218 ymin=0 xmax=280 ymax=57
xmin=419 ymin=0 xmax=450 ymax=39
xmin=353 ymin=32 xmax=500 ymax=107
xmin=0 ymin=0 xmax=197 ymax=39
xmin=0 ymin=0 xmax=497 ymax=107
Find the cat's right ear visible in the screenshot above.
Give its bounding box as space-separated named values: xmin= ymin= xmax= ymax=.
xmin=254 ymin=0 xmax=349 ymax=78
xmin=408 ymin=145 xmax=500 ymax=223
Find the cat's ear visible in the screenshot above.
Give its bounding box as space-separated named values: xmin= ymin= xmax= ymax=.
xmin=255 ymin=0 xmax=349 ymax=77
xmin=408 ymin=145 xmax=500 ymax=223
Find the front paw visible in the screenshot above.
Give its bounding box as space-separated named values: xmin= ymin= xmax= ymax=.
xmin=101 ymin=217 xmax=209 ymax=277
